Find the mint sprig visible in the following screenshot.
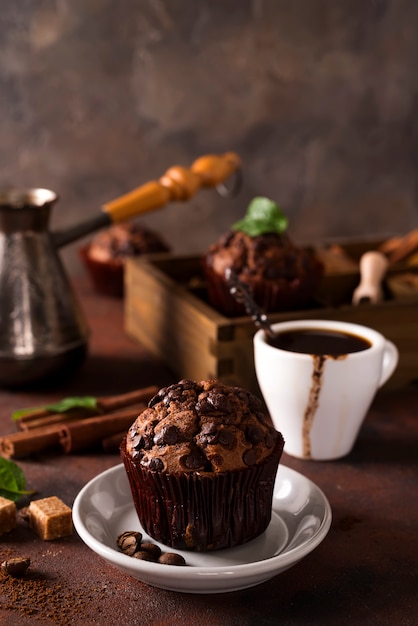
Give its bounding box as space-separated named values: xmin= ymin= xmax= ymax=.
xmin=12 ymin=396 xmax=99 ymax=421
xmin=0 ymin=457 xmax=35 ymax=502
xmin=232 ymin=196 xmax=288 ymax=237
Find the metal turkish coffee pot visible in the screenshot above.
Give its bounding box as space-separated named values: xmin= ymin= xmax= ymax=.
xmin=0 ymin=152 xmax=241 ymax=388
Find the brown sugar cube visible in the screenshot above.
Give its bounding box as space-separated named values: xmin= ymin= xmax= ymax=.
xmin=0 ymin=495 xmax=17 ymax=535
xmin=29 ymin=496 xmax=72 ymax=540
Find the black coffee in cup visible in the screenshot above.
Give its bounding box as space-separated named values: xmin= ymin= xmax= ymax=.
xmin=268 ymin=328 xmax=372 ymax=356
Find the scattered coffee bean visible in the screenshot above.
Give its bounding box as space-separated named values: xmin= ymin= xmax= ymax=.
xmin=116 ymin=533 xmax=187 ymax=566
xmin=140 ymin=542 xmax=162 ymax=559
xmin=1 ymin=557 xmax=30 ymax=577
xmin=158 ymin=553 xmax=186 ymax=566
xmin=117 ymin=531 xmax=143 ymax=556
xmin=133 ymin=550 xmax=155 ymax=561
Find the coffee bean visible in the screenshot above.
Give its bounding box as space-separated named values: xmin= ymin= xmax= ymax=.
xmin=158 ymin=553 xmax=186 ymax=566
xmin=118 ymin=528 xmax=188 ymax=566
xmin=1 ymin=557 xmax=30 ymax=578
xmin=140 ymin=542 xmax=162 ymax=559
xmin=117 ymin=531 xmax=143 ymax=556
xmin=133 ymin=550 xmax=156 ymax=561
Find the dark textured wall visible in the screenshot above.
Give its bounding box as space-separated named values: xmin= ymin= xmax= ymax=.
xmin=1 ymin=0 xmax=418 ymax=274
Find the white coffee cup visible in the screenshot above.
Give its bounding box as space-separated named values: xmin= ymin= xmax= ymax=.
xmin=254 ymin=319 xmax=399 ymax=461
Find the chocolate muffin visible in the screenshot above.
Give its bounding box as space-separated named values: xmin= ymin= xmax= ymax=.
xmin=79 ymin=222 xmax=170 ymax=297
xmin=203 ymin=197 xmax=323 ymax=316
xmin=120 ymin=379 xmax=284 ymax=552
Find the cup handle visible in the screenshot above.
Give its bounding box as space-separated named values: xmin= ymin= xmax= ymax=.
xmin=378 ymin=340 xmax=399 ymax=388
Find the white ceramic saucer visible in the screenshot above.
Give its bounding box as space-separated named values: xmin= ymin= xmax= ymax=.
xmin=72 ymin=464 xmax=331 ymax=594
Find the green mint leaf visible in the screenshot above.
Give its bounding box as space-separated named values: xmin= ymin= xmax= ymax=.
xmin=232 ymin=196 xmax=289 ymax=236
xmin=12 ymin=396 xmax=99 ymax=421
xmin=44 ymin=396 xmax=99 ymax=413
xmin=12 ymin=406 xmax=44 ymax=420
xmin=0 ymin=457 xmax=35 ymax=502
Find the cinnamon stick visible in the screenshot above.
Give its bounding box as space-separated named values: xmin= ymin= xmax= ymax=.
xmin=59 ymin=407 xmax=144 ymax=454
xmin=15 ymin=385 xmax=158 ymax=430
xmin=18 ymin=409 xmax=97 ymax=432
xmin=97 ymin=387 xmax=157 ymax=412
xmin=19 ymin=403 xmax=146 ymax=431
xmin=379 ymin=228 xmax=418 ymax=264
xmin=0 ymin=425 xmax=63 ymax=459
xmin=1 ymin=404 xmax=147 ymax=459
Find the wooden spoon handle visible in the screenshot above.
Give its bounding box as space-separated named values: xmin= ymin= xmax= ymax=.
xmin=102 ymin=152 xmax=241 ymax=224
xmin=352 ymin=251 xmax=389 ymax=305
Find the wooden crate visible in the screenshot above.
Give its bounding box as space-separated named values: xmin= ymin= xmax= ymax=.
xmin=124 ymin=247 xmax=418 ymax=393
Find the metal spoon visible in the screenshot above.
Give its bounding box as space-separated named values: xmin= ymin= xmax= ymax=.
xmin=224 ymin=268 xmax=277 ymax=339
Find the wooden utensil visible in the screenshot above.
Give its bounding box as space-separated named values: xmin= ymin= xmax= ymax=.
xmin=352 ymin=251 xmax=389 ymax=305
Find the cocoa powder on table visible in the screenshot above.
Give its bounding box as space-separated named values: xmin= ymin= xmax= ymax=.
xmin=0 ymin=566 xmax=106 ymax=625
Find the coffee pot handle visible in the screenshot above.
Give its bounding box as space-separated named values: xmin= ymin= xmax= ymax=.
xmin=101 ymin=152 xmax=242 ymax=224
xmin=52 ymin=151 xmax=242 ymax=248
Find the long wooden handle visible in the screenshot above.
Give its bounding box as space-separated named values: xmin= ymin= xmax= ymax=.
xmin=101 ymin=151 xmax=242 ymax=224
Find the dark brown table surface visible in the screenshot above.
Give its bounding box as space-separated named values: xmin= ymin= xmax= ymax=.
xmin=0 ymin=277 xmax=417 ymax=626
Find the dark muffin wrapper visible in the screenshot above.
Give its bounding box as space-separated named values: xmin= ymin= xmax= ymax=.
xmin=120 ymin=434 xmax=284 ymax=552
xmin=203 ymin=264 xmax=322 ymax=317
xmin=79 ymin=245 xmax=124 ymax=298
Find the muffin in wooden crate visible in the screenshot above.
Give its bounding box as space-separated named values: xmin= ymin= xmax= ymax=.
xmin=203 ymin=197 xmax=323 ymax=316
